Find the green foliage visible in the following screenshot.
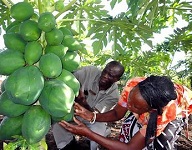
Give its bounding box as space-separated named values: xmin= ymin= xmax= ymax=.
xmin=3 ymin=135 xmax=48 ymax=150
xmin=0 ymin=0 xmax=11 ymax=31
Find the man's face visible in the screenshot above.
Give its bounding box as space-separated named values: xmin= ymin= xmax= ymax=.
xmin=99 ymin=66 xmax=120 ymax=88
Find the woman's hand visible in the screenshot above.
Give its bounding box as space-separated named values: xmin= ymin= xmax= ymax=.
xmin=74 ymin=102 xmax=94 ymax=121
xmin=59 ymin=117 xmax=90 ymax=136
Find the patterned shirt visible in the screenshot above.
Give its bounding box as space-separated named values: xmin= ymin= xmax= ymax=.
xmin=118 ymin=77 xmax=192 ymax=137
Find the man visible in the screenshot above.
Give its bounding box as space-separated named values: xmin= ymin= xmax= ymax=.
xmin=52 ymin=60 xmax=125 ymax=150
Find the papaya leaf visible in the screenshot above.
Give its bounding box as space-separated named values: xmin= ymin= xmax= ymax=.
xmin=92 ymin=40 xmax=102 ymax=55
xmin=110 ymin=0 xmax=117 ymax=9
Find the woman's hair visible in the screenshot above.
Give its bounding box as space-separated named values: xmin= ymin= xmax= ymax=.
xmin=138 ymin=75 xmax=177 ymax=147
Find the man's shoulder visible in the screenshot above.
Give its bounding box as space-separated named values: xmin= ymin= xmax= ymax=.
xmin=79 ymin=65 xmax=100 ymax=72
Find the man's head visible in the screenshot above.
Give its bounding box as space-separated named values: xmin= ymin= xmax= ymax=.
xmin=99 ymin=61 xmax=124 ymax=90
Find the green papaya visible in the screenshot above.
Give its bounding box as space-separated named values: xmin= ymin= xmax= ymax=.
xmin=62 ymin=35 xmax=82 ymax=51
xmin=56 ymin=69 xmax=80 ymax=96
xmin=6 ymin=23 xmax=21 ymax=34
xmin=0 ymin=115 xmax=23 ymax=140
xmin=6 ymin=20 xmax=21 ymax=33
xmin=5 ymin=66 xmax=44 ymax=105
xmin=22 ymin=105 xmax=51 ymax=144
xmin=0 ymin=91 xmax=30 ymax=117
xmin=61 ymin=51 xmax=80 ymax=72
xmin=38 ymin=12 xmax=56 ymax=32
xmin=39 ymin=53 xmax=62 ymax=78
xmin=0 ymin=49 xmax=25 ymax=75
xmin=19 ymin=20 xmax=42 ymax=42
xmin=10 ymin=2 xmax=34 ymax=21
xmin=24 ymin=41 xmax=43 ymax=65
xmin=45 ymin=44 xmax=68 ymax=58
xmin=3 ymin=33 xmax=26 ymax=53
xmin=45 ymin=28 xmax=63 ymax=45
xmin=39 ymin=79 xmax=75 ymax=117
xmin=59 ymin=27 xmax=73 ymax=36
xmin=55 ymin=0 xmax=65 ymax=12
xmin=51 ymin=107 xmax=74 ymax=123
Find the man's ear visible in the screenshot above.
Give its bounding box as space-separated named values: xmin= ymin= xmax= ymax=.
xmin=115 ymin=77 xmax=121 ymax=82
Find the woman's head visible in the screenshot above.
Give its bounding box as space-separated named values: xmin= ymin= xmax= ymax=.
xmin=127 ymin=75 xmax=177 ymax=115
xmin=138 ymin=75 xmax=177 ymax=114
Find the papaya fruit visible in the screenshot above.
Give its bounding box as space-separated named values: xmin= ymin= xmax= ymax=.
xmin=0 ymin=91 xmax=30 ymax=117
xmin=6 ymin=20 xmax=21 ymax=33
xmin=51 ymin=107 xmax=74 ymax=123
xmin=45 ymin=28 xmax=63 ymax=45
xmin=3 ymin=33 xmax=26 ymax=53
xmin=19 ymin=20 xmax=42 ymax=42
xmin=39 ymin=53 xmax=62 ymax=78
xmin=0 ymin=115 xmax=23 ymax=140
xmin=5 ymin=66 xmax=44 ymax=105
xmin=6 ymin=23 xmax=21 ymax=34
xmin=56 ymin=69 xmax=80 ymax=96
xmin=45 ymin=44 xmax=68 ymax=58
xmin=62 ymin=35 xmax=82 ymax=51
xmin=22 ymin=105 xmax=51 ymax=144
xmin=55 ymin=0 xmax=65 ymax=12
xmin=59 ymin=27 xmax=73 ymax=36
xmin=61 ymin=51 xmax=80 ymax=72
xmin=24 ymin=41 xmax=43 ymax=65
xmin=0 ymin=49 xmax=25 ymax=75
xmin=10 ymin=2 xmax=34 ymax=21
xmin=39 ymin=79 xmax=75 ymax=117
xmin=38 ymin=12 xmax=56 ymax=32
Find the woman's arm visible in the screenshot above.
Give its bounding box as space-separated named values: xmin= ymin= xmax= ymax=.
xmin=59 ymin=117 xmax=146 ymax=150
xmin=74 ymin=102 xmax=128 ymax=122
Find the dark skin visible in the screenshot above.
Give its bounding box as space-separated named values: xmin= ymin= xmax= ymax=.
xmin=59 ymin=86 xmax=152 ymax=150
xmin=75 ymin=63 xmax=123 ymax=111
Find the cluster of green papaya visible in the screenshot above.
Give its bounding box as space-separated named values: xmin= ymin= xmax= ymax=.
xmin=0 ymin=1 xmax=81 ymax=146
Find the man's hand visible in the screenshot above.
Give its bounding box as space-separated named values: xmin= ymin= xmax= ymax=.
xmin=74 ymin=102 xmax=94 ymax=121
xmin=75 ymin=90 xmax=86 ymax=104
xmin=75 ymin=90 xmax=94 ymax=111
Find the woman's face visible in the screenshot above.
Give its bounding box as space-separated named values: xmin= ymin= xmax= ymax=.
xmin=127 ymin=86 xmax=151 ymax=115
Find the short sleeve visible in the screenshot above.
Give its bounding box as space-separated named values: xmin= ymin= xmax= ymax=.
xmin=118 ymin=77 xmax=146 ymax=108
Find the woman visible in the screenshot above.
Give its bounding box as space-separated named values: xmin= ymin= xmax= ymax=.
xmin=59 ymin=75 xmax=192 ymax=150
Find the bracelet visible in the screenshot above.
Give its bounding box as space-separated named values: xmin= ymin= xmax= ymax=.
xmin=90 ymin=111 xmax=97 ymax=124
